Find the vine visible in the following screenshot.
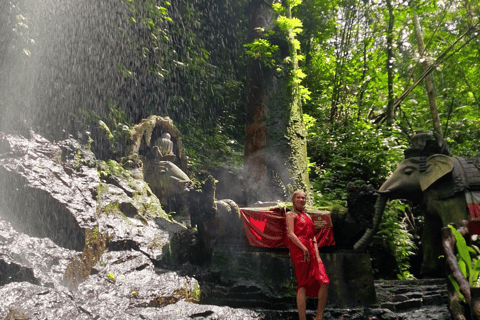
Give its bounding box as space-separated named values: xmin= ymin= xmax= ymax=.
xmin=273 ymin=0 xmax=310 ymax=102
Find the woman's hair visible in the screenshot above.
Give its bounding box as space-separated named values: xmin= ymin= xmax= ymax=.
xmin=291 ymin=189 xmax=306 ymax=203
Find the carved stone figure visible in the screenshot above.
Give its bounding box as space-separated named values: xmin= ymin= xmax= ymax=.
xmin=142 ymin=159 xmax=191 ymax=200
xmin=122 ymin=116 xmax=190 ymax=203
xmin=354 ymin=130 xmax=480 ymax=275
xmin=153 ymin=133 xmax=175 ymax=160
xmin=126 ymin=115 xmax=187 ymax=172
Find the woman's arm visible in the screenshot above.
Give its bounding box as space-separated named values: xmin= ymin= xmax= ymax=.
xmin=313 ymin=236 xmax=322 ymax=263
xmin=286 ymin=212 xmax=310 ymax=261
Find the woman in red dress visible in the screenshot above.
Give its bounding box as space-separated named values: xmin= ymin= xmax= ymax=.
xmin=286 ymin=190 xmax=329 ymax=320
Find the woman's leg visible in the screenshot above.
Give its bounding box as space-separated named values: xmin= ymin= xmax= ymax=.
xmin=314 ymin=283 xmax=329 ymax=320
xmin=296 ymin=287 xmax=307 ymax=320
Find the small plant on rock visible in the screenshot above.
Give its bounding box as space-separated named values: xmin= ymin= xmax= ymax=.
xmin=107 ymin=272 xmax=115 ymax=283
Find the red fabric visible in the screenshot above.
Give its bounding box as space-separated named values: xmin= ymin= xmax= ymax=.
xmin=466 ymin=191 xmax=480 ymax=218
xmin=464 ymin=191 xmax=480 ymax=234
xmin=469 ymin=204 xmax=480 ymax=218
xmin=288 ymin=211 xmax=330 ymax=297
xmin=240 ymin=208 xmax=336 ymax=248
xmin=241 ymin=209 xmax=287 ymax=248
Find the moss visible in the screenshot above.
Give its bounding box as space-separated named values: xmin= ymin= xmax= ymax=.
xmin=55 ymin=153 xmax=62 ymax=164
xmin=116 ymin=211 xmax=134 ymax=226
xmin=96 ymin=182 xmax=109 ymax=215
xmin=97 ymin=159 xmax=133 ymax=182
xmin=192 ymin=282 xmax=201 ymax=301
xmin=91 ymin=226 xmax=98 ymax=239
xmin=138 ymin=195 xmax=167 ymax=218
xmin=72 ymin=150 xmax=82 ymax=171
xmin=148 ymin=234 xmax=165 ymax=251
xmin=96 ymin=158 xmax=169 ymax=220
xmin=98 ymin=120 xmax=116 ymax=153
xmin=134 ymin=214 xmax=148 ymax=225
xmin=104 ymin=200 xmax=120 ymax=215
xmin=63 ymin=227 xmax=111 ymax=290
xmin=4 ymin=309 xmax=32 ymax=320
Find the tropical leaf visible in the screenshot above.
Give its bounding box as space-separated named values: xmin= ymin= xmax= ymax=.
xmin=449 ymin=225 xmax=472 ymax=281
xmin=448 ymin=275 xmax=466 ymax=302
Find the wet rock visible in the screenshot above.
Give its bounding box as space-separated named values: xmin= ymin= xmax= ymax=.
xmin=0 ymin=282 xmax=82 ymax=319
xmin=97 ymin=213 xmax=170 ymax=262
xmin=423 ymin=293 xmax=445 ymax=305
xmin=0 ymin=132 xmax=98 ymax=251
xmin=119 ymin=201 xmax=138 ymax=217
xmin=160 ymin=228 xmax=208 ymax=266
xmin=0 ymin=260 xmax=39 ymax=287
xmin=0 ymin=136 xmax=10 ymax=155
xmin=0 ymin=219 xmax=76 ymax=287
xmin=146 ymin=300 xmax=261 ymax=320
xmin=0 ymin=132 xmax=185 ymax=263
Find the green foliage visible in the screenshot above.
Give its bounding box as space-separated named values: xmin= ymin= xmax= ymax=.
xmin=302 ymin=113 xmax=316 ymax=131
xmin=447 ymin=225 xmax=480 ymax=302
xmin=244 ymin=39 xmax=279 ymax=68
xmin=307 ymin=115 xmax=405 ymax=202
xmin=272 ymin=3 xmax=285 ymax=14
xmin=273 ymin=0 xmax=311 ymax=102
xmin=192 ymin=282 xmax=201 ymax=301
xmin=173 ymin=282 xmax=201 ymax=303
xmin=117 ymin=0 xmax=248 ymax=139
xmin=5 ymin=1 xmax=480 ymax=284
xmin=276 ymin=16 xmax=303 ymax=39
xmin=179 ymin=120 xmax=243 ymax=177
xmin=374 ymin=200 xmax=416 ymax=280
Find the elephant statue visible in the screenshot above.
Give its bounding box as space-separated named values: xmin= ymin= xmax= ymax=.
xmin=141 ymin=157 xmax=191 ymax=201
xmin=354 ymin=130 xmax=480 ymax=275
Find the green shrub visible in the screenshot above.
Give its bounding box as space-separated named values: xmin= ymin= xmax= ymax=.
xmin=307 ymin=117 xmax=405 ymax=203
xmin=373 ymin=200 xmax=416 ymax=280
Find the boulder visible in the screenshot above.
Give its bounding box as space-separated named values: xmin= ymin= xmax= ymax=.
xmin=0 ymin=219 xmax=76 ymax=287
xmin=0 ymin=132 xmax=98 ymax=251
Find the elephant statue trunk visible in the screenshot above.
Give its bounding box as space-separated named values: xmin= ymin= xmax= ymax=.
xmin=353 ymin=194 xmax=388 ymax=251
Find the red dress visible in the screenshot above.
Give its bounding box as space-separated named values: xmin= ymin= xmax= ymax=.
xmin=288 ymin=211 xmax=330 ymax=297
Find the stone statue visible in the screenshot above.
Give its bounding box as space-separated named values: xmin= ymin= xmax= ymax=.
xmin=153 ymin=133 xmax=175 ymax=160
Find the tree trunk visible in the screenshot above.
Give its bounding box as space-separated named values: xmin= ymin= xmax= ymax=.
xmin=385 ymin=0 xmax=395 ymax=127
xmin=244 ymin=0 xmax=311 ymax=205
xmin=413 ymin=13 xmax=442 ymax=135
xmin=284 ymin=2 xmax=311 ymax=200
xmin=244 ymin=0 xmax=275 ymax=204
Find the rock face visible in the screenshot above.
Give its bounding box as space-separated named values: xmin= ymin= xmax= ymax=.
xmin=0 ymin=131 xmax=261 ymax=319
xmin=0 ymin=132 xmax=97 ymax=251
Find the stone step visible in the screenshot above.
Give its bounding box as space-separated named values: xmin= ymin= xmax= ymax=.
xmin=254 ymin=305 xmax=451 ymax=320
xmin=203 ymin=279 xmax=452 ymax=320
xmin=374 ymin=279 xmax=449 ymax=312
